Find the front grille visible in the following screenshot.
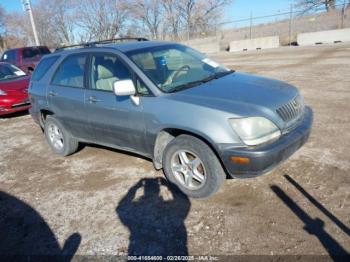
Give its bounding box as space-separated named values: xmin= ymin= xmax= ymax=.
xmin=277 ymin=95 xmax=304 ymax=123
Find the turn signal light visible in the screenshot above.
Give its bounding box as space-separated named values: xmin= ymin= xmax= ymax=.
xmin=230 ymin=156 xmax=250 ymax=164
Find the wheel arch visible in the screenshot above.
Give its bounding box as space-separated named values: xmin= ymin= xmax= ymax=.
xmin=39 ymin=109 xmax=54 ymax=128
xmin=152 ymin=127 xmax=221 ymax=170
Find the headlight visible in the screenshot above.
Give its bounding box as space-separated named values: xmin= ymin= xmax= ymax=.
xmin=229 ymin=117 xmax=281 ymax=146
xmin=0 ymin=89 xmax=7 ymax=96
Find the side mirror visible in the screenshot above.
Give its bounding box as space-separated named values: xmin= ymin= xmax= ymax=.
xmin=113 ymin=79 xmax=136 ymax=96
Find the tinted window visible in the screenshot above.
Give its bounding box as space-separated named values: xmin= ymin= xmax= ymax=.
xmin=90 ymin=54 xmax=132 ymax=92
xmin=1 ymin=50 xmax=17 ymax=61
xmin=52 ymin=54 xmax=86 ymax=88
xmin=23 ymin=47 xmax=40 ymax=59
xmin=32 ymin=56 xmax=59 ymax=81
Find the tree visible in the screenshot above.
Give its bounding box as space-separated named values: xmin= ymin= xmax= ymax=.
xmin=296 ymin=0 xmax=336 ymax=12
xmin=2 ymin=11 xmax=31 ymax=48
xmin=162 ymin=0 xmax=182 ymax=40
xmin=0 ymin=5 xmax=7 ymax=51
xmin=2 ymin=1 xmax=73 ymax=48
xmin=37 ymin=0 xmax=76 ymax=45
xmin=130 ymin=0 xmax=163 ymax=39
xmin=75 ymin=0 xmax=129 ymax=42
xmin=178 ymin=0 xmax=232 ymax=39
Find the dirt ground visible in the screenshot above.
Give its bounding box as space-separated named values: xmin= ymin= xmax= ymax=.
xmin=0 ymin=43 xmax=349 ymax=258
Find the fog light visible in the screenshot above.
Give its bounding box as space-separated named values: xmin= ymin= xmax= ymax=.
xmin=230 ymin=156 xmax=250 ymax=164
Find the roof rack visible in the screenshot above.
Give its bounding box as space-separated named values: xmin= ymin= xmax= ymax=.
xmin=55 ymin=37 xmax=149 ymax=52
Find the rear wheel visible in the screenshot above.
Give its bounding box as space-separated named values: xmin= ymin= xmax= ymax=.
xmin=44 ymin=116 xmax=79 ymax=156
xmin=163 ymin=135 xmax=225 ymax=198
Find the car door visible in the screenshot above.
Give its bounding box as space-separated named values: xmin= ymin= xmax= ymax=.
xmin=84 ymin=52 xmax=147 ymax=154
xmin=48 ymin=53 xmax=94 ymax=141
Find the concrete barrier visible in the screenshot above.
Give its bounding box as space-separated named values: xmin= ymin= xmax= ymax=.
xmin=182 ymin=37 xmax=221 ymax=54
xmin=297 ymin=28 xmax=350 ymax=46
xmin=229 ymin=36 xmax=280 ymax=52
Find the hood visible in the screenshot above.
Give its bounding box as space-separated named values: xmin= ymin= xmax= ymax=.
xmin=169 ymin=72 xmax=298 ymax=112
xmin=0 ymin=76 xmax=30 ymax=93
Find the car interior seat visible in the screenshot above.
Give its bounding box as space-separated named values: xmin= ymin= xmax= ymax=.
xmin=95 ymin=60 xmax=118 ymax=91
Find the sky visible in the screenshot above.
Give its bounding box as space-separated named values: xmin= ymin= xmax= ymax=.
xmin=225 ymin=0 xmax=293 ymax=21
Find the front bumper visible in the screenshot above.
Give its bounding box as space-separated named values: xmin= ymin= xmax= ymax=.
xmin=0 ymin=98 xmax=31 ymax=116
xmin=218 ymin=106 xmax=313 ymax=178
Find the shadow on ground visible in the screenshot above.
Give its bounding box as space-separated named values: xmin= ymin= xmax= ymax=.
xmin=0 ymin=110 xmax=29 ymax=119
xmin=271 ymin=175 xmax=350 ymax=260
xmin=0 ymin=191 xmax=81 ymax=261
xmin=116 ymin=178 xmax=190 ymax=256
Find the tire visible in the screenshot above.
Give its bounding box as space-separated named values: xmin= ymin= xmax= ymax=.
xmin=162 ymin=134 xmax=225 ymax=198
xmin=44 ymin=115 xmax=79 ymax=156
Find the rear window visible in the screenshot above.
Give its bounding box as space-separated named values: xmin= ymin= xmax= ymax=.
xmin=23 ymin=48 xmax=40 ymax=59
xmin=31 ymin=56 xmax=60 ymax=81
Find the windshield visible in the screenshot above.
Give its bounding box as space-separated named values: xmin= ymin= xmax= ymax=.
xmin=0 ymin=63 xmax=26 ymax=81
xmin=127 ymin=44 xmax=232 ymax=93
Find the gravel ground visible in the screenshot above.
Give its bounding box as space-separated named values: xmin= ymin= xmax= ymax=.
xmin=0 ymin=43 xmax=349 ymax=258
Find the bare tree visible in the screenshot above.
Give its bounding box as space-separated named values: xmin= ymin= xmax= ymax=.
xmin=162 ymin=0 xmax=182 ymax=40
xmin=178 ymin=0 xmax=232 ymax=39
xmin=130 ymin=0 xmax=163 ymax=39
xmin=75 ymin=0 xmax=129 ymax=42
xmin=2 ymin=0 xmax=233 ymax=48
xmin=295 ymin=0 xmax=336 ymax=12
xmin=37 ymin=0 xmax=76 ymax=45
xmin=0 ymin=5 xmax=6 ymax=51
xmin=4 ymin=2 xmax=64 ymax=48
xmin=3 ymin=11 xmax=31 ymax=47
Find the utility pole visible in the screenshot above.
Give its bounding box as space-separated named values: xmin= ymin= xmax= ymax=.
xmin=21 ymin=0 xmax=40 ymax=46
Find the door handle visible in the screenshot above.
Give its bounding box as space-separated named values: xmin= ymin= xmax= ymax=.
xmin=48 ymin=91 xmax=57 ymax=97
xmin=88 ymin=96 xmax=101 ymax=103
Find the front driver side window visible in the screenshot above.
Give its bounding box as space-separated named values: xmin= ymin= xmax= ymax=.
xmin=90 ymin=54 xmax=132 ymax=92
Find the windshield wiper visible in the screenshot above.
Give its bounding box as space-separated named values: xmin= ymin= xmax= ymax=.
xmin=169 ymin=69 xmax=234 ymax=93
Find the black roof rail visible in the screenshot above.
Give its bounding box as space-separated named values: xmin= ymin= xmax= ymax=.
xmin=55 ymin=37 xmax=149 ymax=52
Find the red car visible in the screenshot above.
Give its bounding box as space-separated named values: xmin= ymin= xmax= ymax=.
xmin=0 ymin=62 xmax=31 ymax=116
xmin=0 ymin=46 xmax=50 ymax=74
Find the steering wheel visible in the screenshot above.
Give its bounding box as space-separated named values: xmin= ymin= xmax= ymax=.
xmin=165 ymin=65 xmax=190 ymax=85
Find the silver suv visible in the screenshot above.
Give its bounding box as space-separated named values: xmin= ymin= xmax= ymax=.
xmin=29 ymin=38 xmax=313 ymax=198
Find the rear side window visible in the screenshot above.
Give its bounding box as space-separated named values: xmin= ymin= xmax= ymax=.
xmin=1 ymin=50 xmax=17 ymax=61
xmin=51 ymin=54 xmax=86 ymax=88
xmin=23 ymin=48 xmax=40 ymax=59
xmin=31 ymin=56 xmax=59 ymax=81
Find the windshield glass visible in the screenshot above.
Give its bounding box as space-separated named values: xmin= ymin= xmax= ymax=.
xmin=0 ymin=63 xmax=26 ymax=81
xmin=127 ymin=44 xmax=232 ymax=93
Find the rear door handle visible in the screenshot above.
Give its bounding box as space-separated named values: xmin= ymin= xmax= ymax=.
xmin=48 ymin=91 xmax=57 ymax=97
xmin=88 ymin=96 xmax=101 ymax=103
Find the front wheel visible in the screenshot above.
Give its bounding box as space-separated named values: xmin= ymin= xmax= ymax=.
xmin=162 ymin=135 xmax=225 ymax=198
